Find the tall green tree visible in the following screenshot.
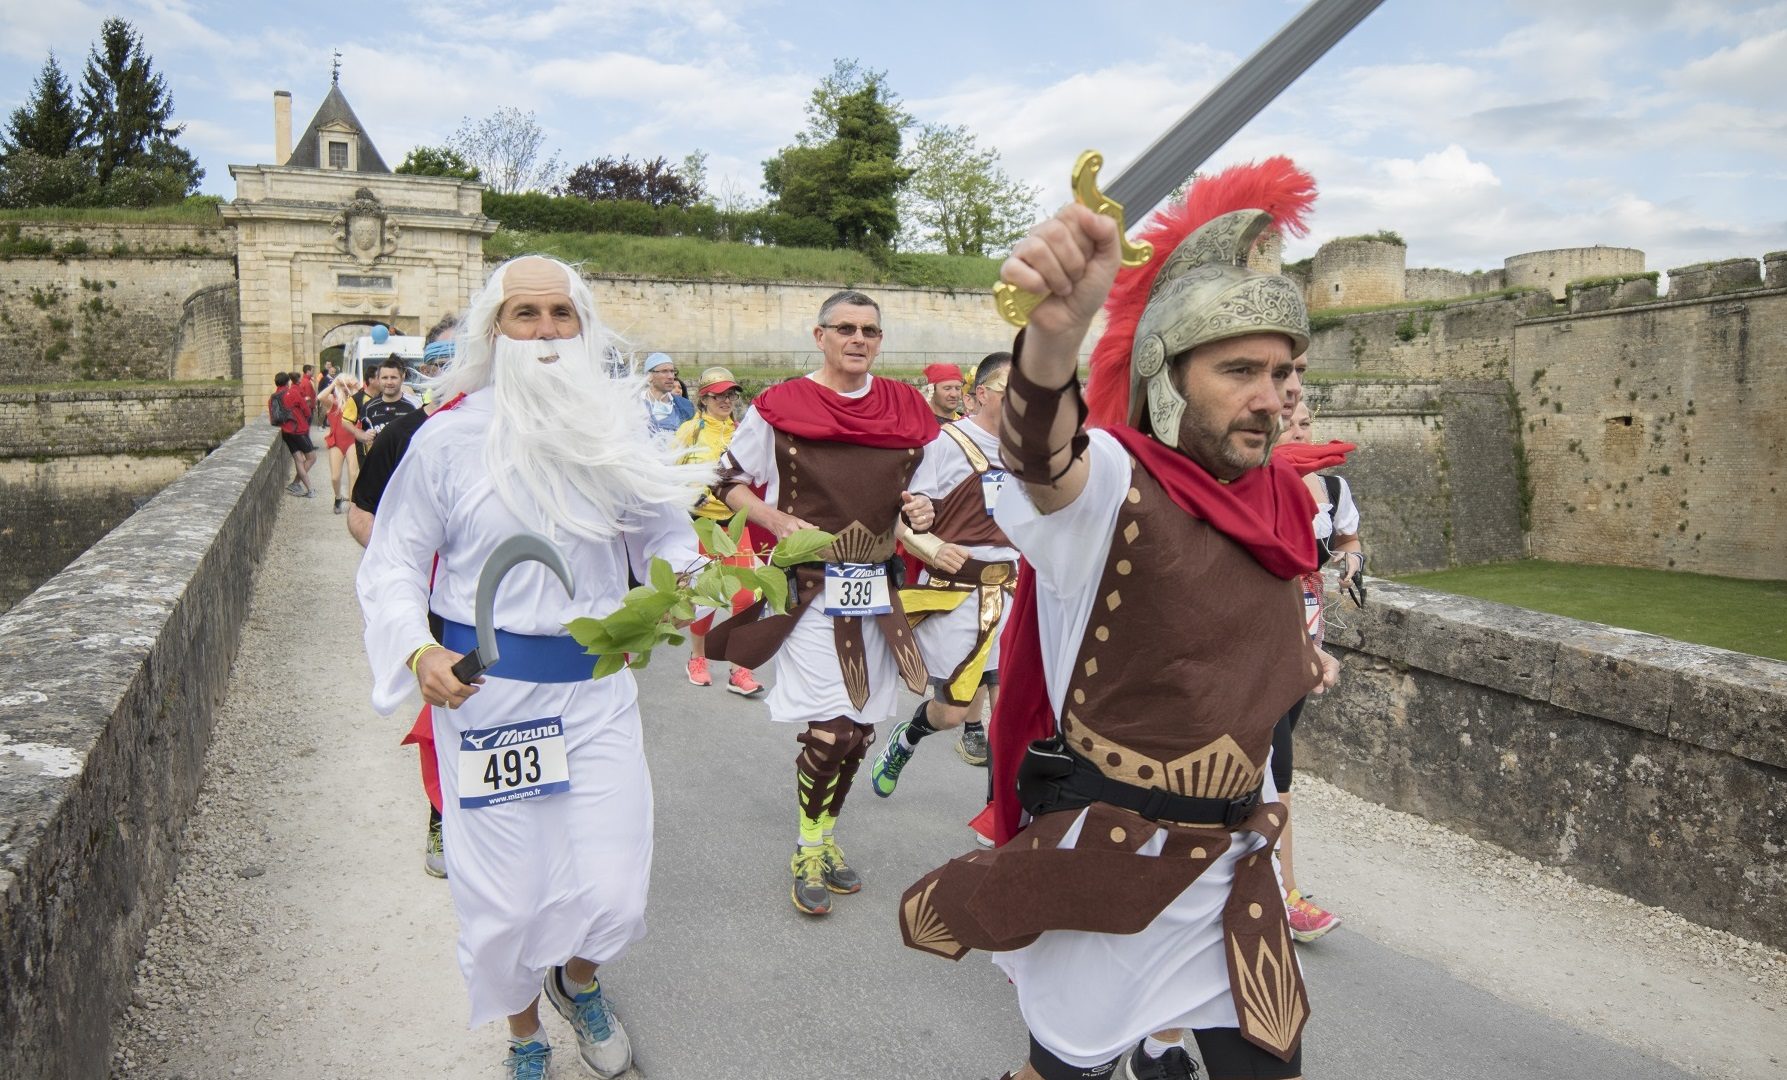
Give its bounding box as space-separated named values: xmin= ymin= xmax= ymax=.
xmin=396 ymin=145 xmax=482 ymax=180
xmin=901 ymin=124 xmax=1039 ymax=257
xmin=77 ymin=19 xmax=184 ymax=186
xmin=762 ymin=60 xmax=911 ymax=252
xmin=2 ymin=54 xmax=83 ymax=161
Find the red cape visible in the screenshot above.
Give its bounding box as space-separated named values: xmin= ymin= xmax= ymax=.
xmin=752 ymin=375 xmax=938 ymax=448
xmin=973 ymin=428 xmax=1318 ymax=844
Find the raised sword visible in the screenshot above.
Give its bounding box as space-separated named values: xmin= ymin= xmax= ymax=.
xmin=994 ymin=0 xmax=1385 ymax=326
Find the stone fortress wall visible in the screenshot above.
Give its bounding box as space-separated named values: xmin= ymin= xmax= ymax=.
xmin=0 ymin=222 xmax=239 ymax=384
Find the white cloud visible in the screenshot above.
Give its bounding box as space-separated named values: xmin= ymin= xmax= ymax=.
xmin=0 ymin=0 xmax=99 ymax=61
xmin=1670 ymin=27 xmax=1787 ymax=105
xmin=909 ymin=40 xmax=1236 ymax=208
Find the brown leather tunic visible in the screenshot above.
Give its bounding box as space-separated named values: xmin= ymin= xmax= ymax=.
xmin=899 ymin=460 xmax=1321 ymax=1062
xmin=709 ymin=429 xmax=928 ymax=708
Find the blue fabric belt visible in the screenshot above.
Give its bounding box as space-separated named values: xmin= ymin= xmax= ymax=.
xmin=438 ymin=618 xmax=596 ymax=684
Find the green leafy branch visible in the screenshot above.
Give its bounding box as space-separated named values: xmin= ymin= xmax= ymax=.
xmin=564 ymin=513 xmax=835 ymax=680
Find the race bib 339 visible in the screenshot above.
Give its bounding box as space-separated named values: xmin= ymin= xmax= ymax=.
xmin=823 ymin=562 xmax=892 ymax=617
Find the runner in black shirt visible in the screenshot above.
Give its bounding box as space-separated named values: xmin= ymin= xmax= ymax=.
xmin=355 ymin=357 xmax=419 ymax=466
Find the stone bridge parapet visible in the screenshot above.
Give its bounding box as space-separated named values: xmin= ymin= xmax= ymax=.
xmin=0 ymin=423 xmax=284 ymax=1078
xmin=1304 ymin=578 xmax=1786 ymax=950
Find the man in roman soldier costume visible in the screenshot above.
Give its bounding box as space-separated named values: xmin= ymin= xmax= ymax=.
xmin=899 ymin=159 xmax=1338 ymax=1080
xmin=708 ymin=289 xmax=939 ymax=916
xmin=872 ymin=351 xmax=1017 ymax=790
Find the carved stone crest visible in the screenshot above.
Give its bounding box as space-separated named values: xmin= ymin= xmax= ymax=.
xmin=331 ymin=187 xmax=399 ymax=265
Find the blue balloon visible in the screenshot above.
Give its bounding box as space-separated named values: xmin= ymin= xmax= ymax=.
xmin=370 ymin=325 xmax=390 ymax=344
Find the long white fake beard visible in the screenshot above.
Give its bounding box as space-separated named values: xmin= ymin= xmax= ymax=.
xmin=486 ymin=335 xmax=713 ymax=542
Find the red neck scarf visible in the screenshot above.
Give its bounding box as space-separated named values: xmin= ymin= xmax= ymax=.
xmin=972 ymin=429 xmax=1318 ymax=845
xmin=752 ymin=375 xmax=938 ymax=449
xmin=1273 ymin=438 xmax=1354 ymax=476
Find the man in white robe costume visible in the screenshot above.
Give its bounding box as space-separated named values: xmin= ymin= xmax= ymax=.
xmin=358 ymin=256 xmax=705 ymax=1078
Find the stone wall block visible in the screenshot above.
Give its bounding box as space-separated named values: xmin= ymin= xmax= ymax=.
xmin=1664 ymin=650 xmax=1787 ymax=770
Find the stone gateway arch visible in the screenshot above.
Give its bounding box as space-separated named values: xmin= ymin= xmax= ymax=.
xmin=222 ymin=81 xmax=496 ymax=421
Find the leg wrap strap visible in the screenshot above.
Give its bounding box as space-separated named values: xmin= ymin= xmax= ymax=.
xmin=796 ymin=717 xmax=869 ymax=820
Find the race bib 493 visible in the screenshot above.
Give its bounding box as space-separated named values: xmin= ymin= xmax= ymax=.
xmin=457 ymin=716 xmax=571 ymax=809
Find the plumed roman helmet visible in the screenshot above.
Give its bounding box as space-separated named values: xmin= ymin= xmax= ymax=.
xmin=1085 ymin=156 xmax=1318 ymax=445
xmin=1128 ymin=210 xmax=1310 ymax=438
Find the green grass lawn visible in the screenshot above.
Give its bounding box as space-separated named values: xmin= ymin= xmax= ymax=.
xmin=1394 ymin=559 xmax=1787 ymax=660
xmin=486 ymin=230 xmax=1002 ymax=290
xmin=0 ymin=200 xmax=224 ymax=224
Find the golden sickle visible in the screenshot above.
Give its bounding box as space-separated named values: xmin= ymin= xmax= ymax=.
xmin=992 ymin=150 xmax=1155 ymax=327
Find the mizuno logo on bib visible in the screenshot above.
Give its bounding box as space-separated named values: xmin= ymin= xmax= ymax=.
xmin=981 ymin=468 xmax=1008 ymax=514
xmin=457 ymin=716 xmax=571 ymax=809
xmin=823 ymin=562 xmax=891 ymax=617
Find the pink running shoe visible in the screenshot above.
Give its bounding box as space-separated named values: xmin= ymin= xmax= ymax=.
xmin=686 ymin=656 xmax=711 ymax=686
xmin=727 ymin=667 xmax=765 ymax=697
xmin=1286 ymin=889 xmax=1340 ymax=942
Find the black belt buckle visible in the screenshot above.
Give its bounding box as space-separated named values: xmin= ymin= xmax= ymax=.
xmin=1224 ymin=788 xmax=1261 ymax=830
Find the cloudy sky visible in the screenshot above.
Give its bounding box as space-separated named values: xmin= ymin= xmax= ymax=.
xmin=3 ymin=0 xmax=1784 ymax=273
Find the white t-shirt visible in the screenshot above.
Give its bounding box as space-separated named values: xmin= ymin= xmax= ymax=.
xmin=908 ymin=418 xmax=1021 ymax=566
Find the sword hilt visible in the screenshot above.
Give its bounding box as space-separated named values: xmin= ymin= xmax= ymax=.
xmin=451 ymin=649 xmax=488 ymax=685
xmin=994 ymin=150 xmax=1154 ymax=328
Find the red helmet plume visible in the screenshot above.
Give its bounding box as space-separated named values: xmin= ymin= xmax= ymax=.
xmin=1085 ymin=156 xmax=1317 ymax=429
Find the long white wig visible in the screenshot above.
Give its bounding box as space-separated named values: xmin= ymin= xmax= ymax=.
xmin=425 ymin=255 xmax=713 ymax=542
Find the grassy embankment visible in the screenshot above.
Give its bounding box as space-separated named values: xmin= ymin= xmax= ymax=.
xmin=486 ymin=230 xmax=1002 ymax=291
xmin=1394 ymin=559 xmax=1787 ymax=660
xmin=0 ymin=200 xmax=224 ymax=223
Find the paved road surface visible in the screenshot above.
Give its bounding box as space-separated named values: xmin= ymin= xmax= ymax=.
xmin=111 ymin=495 xmax=1784 ymax=1079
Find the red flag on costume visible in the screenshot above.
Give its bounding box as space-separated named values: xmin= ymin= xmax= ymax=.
xmin=1086 ymin=157 xmax=1318 ymax=430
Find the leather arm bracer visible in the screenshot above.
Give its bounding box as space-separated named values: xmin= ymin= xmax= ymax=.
xmin=710 ymin=451 xmax=751 ymax=506
xmin=999 ymin=332 xmax=1089 ymax=484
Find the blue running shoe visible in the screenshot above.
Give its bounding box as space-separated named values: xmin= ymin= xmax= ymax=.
xmin=544 ymin=967 xmax=632 ymax=1078
xmin=871 ymin=722 xmax=915 ymax=797
xmin=504 ymin=1038 xmax=551 ymax=1080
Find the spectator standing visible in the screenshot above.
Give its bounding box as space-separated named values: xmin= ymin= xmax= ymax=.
xmin=641 ymin=353 xmax=694 ymax=434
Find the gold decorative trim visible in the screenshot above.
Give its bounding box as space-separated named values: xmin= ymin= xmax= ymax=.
xmin=902 ymin=881 xmax=964 ymax=958
xmin=1230 ymin=922 xmax=1305 ymax=1057
xmin=1065 ymin=727 xmax=1263 ymax=802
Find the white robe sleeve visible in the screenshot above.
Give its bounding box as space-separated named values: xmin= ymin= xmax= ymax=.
xmin=624 ymin=500 xmax=704 ymax=584
xmin=357 ymin=446 xmax=450 ymax=716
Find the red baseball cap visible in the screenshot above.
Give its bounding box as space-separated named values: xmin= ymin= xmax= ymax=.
xmin=923 ymin=362 xmax=965 ymax=385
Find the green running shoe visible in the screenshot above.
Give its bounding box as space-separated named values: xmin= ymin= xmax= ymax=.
xmin=871 ymin=723 xmax=915 ymax=797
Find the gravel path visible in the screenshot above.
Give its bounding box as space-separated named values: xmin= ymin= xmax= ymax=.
xmin=111 ymin=493 xmax=1785 ymax=1078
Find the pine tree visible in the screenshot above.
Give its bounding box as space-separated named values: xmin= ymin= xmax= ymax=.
xmin=78 ymin=18 xmax=181 ymax=184
xmin=1 ymin=54 xmax=82 ymax=161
